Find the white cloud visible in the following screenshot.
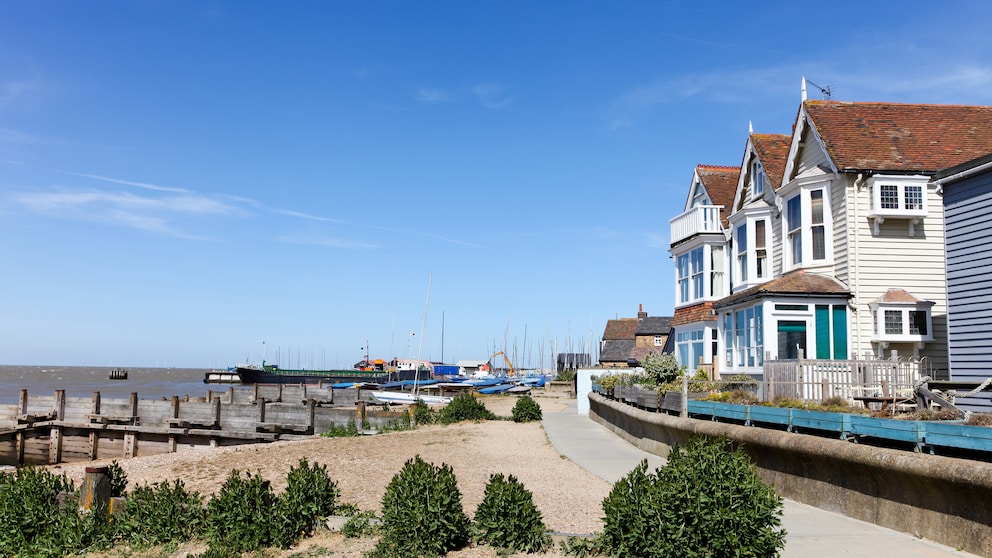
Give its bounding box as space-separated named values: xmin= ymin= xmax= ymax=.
xmin=57 ymin=170 xmax=193 ymax=193
xmin=472 ymin=83 xmax=513 ymax=109
xmin=415 ymin=88 xmax=452 ymax=103
xmin=0 ymin=77 xmax=41 ymax=110
xmin=0 ymin=128 xmax=45 ymax=144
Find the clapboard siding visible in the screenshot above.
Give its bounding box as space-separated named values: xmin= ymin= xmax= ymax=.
xmin=942 ymin=166 xmax=992 ymax=405
xmin=795 ymin=126 xmax=830 ymax=176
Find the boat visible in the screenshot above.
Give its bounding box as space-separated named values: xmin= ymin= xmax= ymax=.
xmin=235 ymin=361 xmax=418 ymax=385
xmin=203 ymin=367 xmax=241 ymax=384
xmin=371 ymin=391 xmax=452 ymax=406
xmin=108 ymin=368 xmax=128 ymax=380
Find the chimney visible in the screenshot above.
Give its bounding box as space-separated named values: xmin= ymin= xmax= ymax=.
xmin=637 ymin=304 xmax=647 ymax=319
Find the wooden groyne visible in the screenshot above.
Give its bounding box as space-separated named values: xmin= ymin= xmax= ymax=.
xmin=0 ymin=385 xmax=408 ymax=466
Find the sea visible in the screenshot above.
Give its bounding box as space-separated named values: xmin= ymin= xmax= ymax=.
xmin=0 ymin=365 xmax=251 ymax=406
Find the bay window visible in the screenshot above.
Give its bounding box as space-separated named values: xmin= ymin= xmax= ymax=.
xmin=783 ymin=185 xmax=831 ymax=268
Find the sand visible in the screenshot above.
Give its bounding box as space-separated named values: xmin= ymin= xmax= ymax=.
xmin=51 ymin=395 xmax=611 ymax=557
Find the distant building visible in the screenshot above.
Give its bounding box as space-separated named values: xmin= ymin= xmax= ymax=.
xmin=557 ymin=353 xmax=591 ymax=373
xmin=598 ymin=305 xmax=673 ymax=367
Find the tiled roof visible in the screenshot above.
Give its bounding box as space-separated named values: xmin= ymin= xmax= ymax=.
xmin=602 ymin=318 xmax=639 ymax=340
xmin=635 ymin=316 xmax=673 ymax=335
xmin=672 ymin=302 xmax=715 ymax=326
xmin=712 ymin=270 xmax=850 ymax=309
xmin=600 ymin=339 xmax=636 ymax=363
xmin=751 ymin=133 xmax=791 ymax=188
xmin=873 ymin=288 xmax=933 ymax=304
xmin=697 ymin=164 xmax=739 ymax=226
xmin=805 ymin=100 xmax=992 ymax=173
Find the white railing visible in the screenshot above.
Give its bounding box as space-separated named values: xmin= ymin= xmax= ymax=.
xmin=763 ymin=356 xmax=930 ymax=403
xmin=669 ymin=205 xmax=724 ymax=245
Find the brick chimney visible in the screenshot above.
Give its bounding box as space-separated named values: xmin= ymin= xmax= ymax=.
xmin=637 ymin=304 xmax=647 ymax=319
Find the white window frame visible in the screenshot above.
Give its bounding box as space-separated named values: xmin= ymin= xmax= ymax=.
xmin=674 ymin=243 xmax=726 ymax=308
xmin=783 ymin=183 xmax=832 ymax=270
xmin=676 ymin=327 xmax=706 ymax=369
xmin=736 ymin=224 xmax=748 ymax=283
xmin=654 ymin=335 xmax=664 ymax=347
xmin=867 ymin=175 xmax=929 ymax=236
xmin=751 ymin=160 xmax=764 ymax=198
xmin=722 ymin=305 xmax=764 ymax=369
xmin=871 ymin=303 xmax=934 ymax=343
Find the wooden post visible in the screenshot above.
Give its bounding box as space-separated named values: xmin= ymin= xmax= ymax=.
xmin=123 ymin=393 xmax=138 ymax=458
xmin=257 ymin=395 xmax=267 ymax=423
xmin=168 ymin=396 xmax=179 ymax=453
xmin=680 ymin=374 xmax=688 ymax=419
xmin=306 ymin=399 xmax=316 ymax=432
xmin=79 ymin=466 xmax=111 ymax=514
xmin=18 ymin=389 xmax=27 ymax=416
xmin=212 ymin=397 xmax=222 ymax=427
xmin=356 ymin=400 xmax=366 ymax=427
xmin=15 ymin=389 xmax=26 ymax=464
xmin=49 ymin=390 xmax=65 ymax=464
xmin=89 ymin=392 xmax=101 ymax=460
xmin=228 ymin=386 xmax=234 ymax=404
xmin=277 ymin=384 xmax=283 ymax=402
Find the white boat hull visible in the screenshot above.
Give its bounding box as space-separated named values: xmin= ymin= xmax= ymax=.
xmin=371 ymin=391 xmax=452 ymax=405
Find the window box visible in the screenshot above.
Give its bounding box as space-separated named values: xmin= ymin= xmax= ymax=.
xmin=848 ymin=415 xmax=925 ymax=450
xmin=924 ymin=421 xmax=992 ymax=453
xmin=747 ymin=405 xmax=792 ymax=428
xmin=789 ymin=409 xmax=850 ymax=439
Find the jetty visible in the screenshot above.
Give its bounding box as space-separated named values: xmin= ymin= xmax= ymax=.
xmin=0 ymin=385 xmax=409 ymax=466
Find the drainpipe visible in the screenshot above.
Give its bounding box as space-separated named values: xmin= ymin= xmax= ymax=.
xmin=852 ymin=173 xmax=865 ymax=359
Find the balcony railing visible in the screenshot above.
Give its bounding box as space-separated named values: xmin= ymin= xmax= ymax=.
xmin=669 ymin=205 xmax=724 ymax=245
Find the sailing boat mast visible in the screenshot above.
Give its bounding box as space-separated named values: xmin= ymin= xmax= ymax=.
xmin=414 ymin=273 xmax=433 ymax=396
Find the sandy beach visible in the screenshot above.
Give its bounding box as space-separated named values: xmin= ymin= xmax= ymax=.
xmin=52 ymin=395 xmax=611 ymax=557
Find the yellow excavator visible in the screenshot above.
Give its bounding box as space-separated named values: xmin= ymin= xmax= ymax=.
xmin=487 ymin=351 xmax=515 ymax=376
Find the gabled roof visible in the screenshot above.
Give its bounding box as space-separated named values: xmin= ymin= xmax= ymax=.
xmin=600 ymin=339 xmax=635 ymax=363
xmin=696 ymin=164 xmax=739 ymax=226
xmin=635 ymin=316 xmax=673 ymax=336
xmin=751 ymin=134 xmax=791 ymax=188
xmin=804 ymin=100 xmax=992 ymax=173
xmin=602 ymin=318 xmax=638 ymax=340
xmin=871 ymin=288 xmax=934 ymax=306
xmin=712 ymin=270 xmax=850 ymax=309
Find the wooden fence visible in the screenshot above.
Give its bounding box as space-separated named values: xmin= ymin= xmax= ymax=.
xmin=762 ymin=357 xmax=928 ymax=403
xmin=0 ymin=386 xmax=409 ymax=466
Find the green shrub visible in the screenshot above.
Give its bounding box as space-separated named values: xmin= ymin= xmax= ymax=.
xmin=472 ymin=473 xmax=550 ymax=553
xmin=413 ymin=399 xmax=437 ymax=425
xmin=323 ymin=418 xmax=361 ymax=437
xmin=601 ymin=438 xmax=785 ymax=558
xmin=342 ymin=509 xmax=379 ymax=538
xmin=0 ymin=466 xmax=113 ymax=557
xmin=107 ymin=460 xmax=128 ymax=497
xmin=272 ymin=459 xmax=340 ymax=548
xmin=205 ymin=470 xmax=277 ymax=554
xmin=642 ymin=352 xmax=685 ymax=385
xmin=118 ymin=479 xmax=205 ymax=548
xmin=555 ymin=369 xmax=576 ymax=382
xmin=438 ymin=393 xmax=496 ymax=424
xmin=511 ymin=395 xmax=543 ymax=422
xmin=372 ymin=455 xmax=469 ymax=557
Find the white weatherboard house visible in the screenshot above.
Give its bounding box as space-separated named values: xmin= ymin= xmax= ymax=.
xmin=669 ymin=94 xmax=992 ymax=381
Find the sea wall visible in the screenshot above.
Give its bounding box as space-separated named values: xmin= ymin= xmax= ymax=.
xmin=589 ymin=392 xmax=992 ymax=558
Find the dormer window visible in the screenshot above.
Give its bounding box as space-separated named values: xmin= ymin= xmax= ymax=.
xmin=867 ymin=175 xmax=929 ymax=236
xmin=783 ymin=184 xmax=832 ymax=269
xmin=751 ymin=160 xmax=764 ymax=198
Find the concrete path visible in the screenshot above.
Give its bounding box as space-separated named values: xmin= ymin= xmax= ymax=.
xmin=541 ymin=400 xmax=978 ymax=558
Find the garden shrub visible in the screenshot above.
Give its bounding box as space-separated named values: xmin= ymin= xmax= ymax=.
xmin=556 ymin=369 xmax=577 ymax=382
xmin=271 ymin=458 xmax=340 ymax=548
xmin=204 ymin=470 xmax=277 ymax=554
xmin=472 ymin=473 xmax=550 ymax=553
xmin=372 ymin=455 xmax=469 ymax=557
xmin=118 ymin=479 xmax=205 ymax=548
xmin=642 ymin=352 xmax=685 ymax=385
xmin=0 ymin=466 xmax=113 ymax=557
xmin=511 ymin=395 xmax=543 ymax=422
xmin=323 ymin=418 xmax=361 ymax=437
xmin=438 ymin=393 xmax=496 ymax=424
xmin=106 ymin=459 xmax=128 ymax=497
xmin=600 ymin=437 xmax=786 ymax=558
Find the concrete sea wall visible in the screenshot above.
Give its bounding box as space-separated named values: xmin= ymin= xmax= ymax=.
xmin=589 ymin=392 xmax=992 ymax=557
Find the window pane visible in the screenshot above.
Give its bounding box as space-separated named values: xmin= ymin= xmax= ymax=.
xmin=787 ymin=196 xmax=801 ymax=229
xmin=905 ymin=186 xmax=923 ymax=210
xmin=755 ymin=220 xmax=766 ymax=249
xmin=880 ymin=184 xmax=899 ymax=209
xmin=910 ymin=310 xmax=928 ymax=335
xmin=737 ymin=225 xmax=747 ymax=252
xmin=812 ymin=226 xmax=825 ymax=260
xmin=884 ymin=310 xmax=903 ymax=335
xmin=811 ymin=190 xmax=823 ymax=225
xmin=791 ymin=231 xmax=802 ymax=264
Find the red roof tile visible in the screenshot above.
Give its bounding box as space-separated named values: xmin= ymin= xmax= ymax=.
xmin=697 ymin=165 xmax=739 ymax=226
xmin=712 ymin=270 xmax=850 ymax=309
xmin=751 ymin=134 xmax=791 ymax=188
xmin=602 ymin=318 xmax=639 ymax=340
xmin=672 ymin=302 xmax=715 ymax=326
xmin=805 ymin=100 xmax=992 ymax=173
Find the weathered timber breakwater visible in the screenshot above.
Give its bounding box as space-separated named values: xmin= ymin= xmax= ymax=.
xmin=0 ymin=385 xmax=405 ymax=466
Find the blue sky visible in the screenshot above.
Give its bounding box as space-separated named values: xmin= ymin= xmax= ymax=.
xmin=3 ymin=1 xmax=992 ymax=369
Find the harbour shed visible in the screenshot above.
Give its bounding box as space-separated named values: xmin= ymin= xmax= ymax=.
xmin=935 ymin=153 xmax=992 ymax=412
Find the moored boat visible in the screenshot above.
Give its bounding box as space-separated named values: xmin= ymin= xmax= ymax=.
xmin=235 ymin=361 xmax=418 ymax=385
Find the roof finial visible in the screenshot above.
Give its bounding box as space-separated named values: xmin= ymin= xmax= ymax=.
xmin=748 ymin=120 xmax=754 ymax=134
xmin=801 ymin=76 xmax=808 ymax=101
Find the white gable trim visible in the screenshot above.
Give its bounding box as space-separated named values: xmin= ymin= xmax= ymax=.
xmin=782 ymin=105 xmax=838 ymax=185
